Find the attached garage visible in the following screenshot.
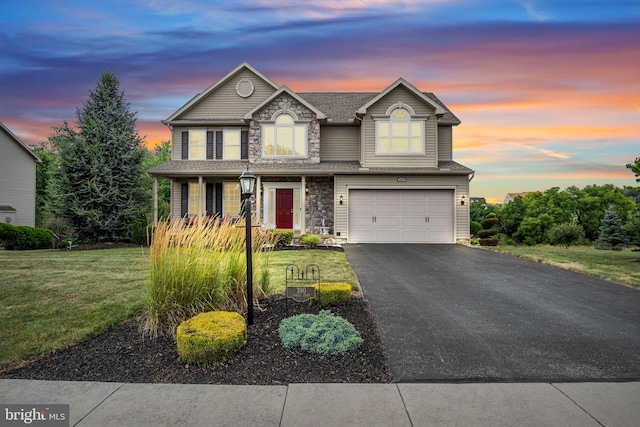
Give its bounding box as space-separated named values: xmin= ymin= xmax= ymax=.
xmin=348 ymin=189 xmax=454 ymax=243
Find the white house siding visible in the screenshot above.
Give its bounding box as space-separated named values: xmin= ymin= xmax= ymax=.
xmin=438 ymin=126 xmax=453 ymax=162
xmin=362 ymin=86 xmax=438 ymax=169
xmin=320 ymin=125 xmax=360 ymax=161
xmin=334 ymin=174 xmax=470 ymax=243
xmin=181 ymin=68 xmax=276 ymax=119
xmin=0 ymin=129 xmax=37 ymax=226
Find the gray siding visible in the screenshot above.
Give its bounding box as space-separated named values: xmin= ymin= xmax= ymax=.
xmin=182 ymin=68 xmax=276 ymax=119
xmin=320 ymin=125 xmax=360 ymax=161
xmin=0 ymin=130 xmax=37 ymax=226
xmin=362 ymin=86 xmax=438 ymax=168
xmin=334 ymin=174 xmax=469 ymax=242
xmin=438 ymin=125 xmax=453 ymax=161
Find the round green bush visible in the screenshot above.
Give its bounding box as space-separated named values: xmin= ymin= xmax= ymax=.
xmin=470 ymin=221 xmax=482 ymax=236
xmin=476 ymin=228 xmax=498 ymax=239
xmin=176 ymin=311 xmax=246 ymax=365
xmin=279 ymin=310 xmax=363 ymax=355
xmin=299 ymin=233 xmax=321 ymax=247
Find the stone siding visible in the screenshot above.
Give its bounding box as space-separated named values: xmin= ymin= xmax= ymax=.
xmin=249 ymin=93 xmax=320 ymax=164
xmin=304 ymin=176 xmax=334 ymax=234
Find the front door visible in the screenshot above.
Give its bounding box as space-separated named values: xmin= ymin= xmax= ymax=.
xmin=276 ymin=189 xmax=294 ymax=229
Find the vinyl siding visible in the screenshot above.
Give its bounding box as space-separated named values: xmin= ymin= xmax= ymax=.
xmin=181 ymin=68 xmax=276 ymax=119
xmin=0 ymin=130 xmax=37 ymax=226
xmin=334 ymin=174 xmax=469 ymax=242
xmin=438 ymin=125 xmax=453 ymax=161
xmin=362 ymin=86 xmax=438 ymax=168
xmin=320 ymin=125 xmax=360 ymax=161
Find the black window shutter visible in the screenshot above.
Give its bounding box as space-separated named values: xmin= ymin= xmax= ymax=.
xmin=215 ymin=183 xmax=223 ymax=217
xmin=181 ymin=132 xmax=189 ymax=159
xmin=206 ymin=183 xmax=214 ymax=216
xmin=215 ymin=131 xmax=223 ymax=159
xmin=181 ymin=183 xmax=189 ymax=217
xmin=206 ymin=131 xmax=214 ymax=159
xmin=241 ymin=130 xmax=248 ymax=159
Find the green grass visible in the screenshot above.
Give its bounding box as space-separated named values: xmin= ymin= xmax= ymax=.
xmin=0 ymin=247 xmax=359 ymax=370
xmin=266 ymin=250 xmax=360 ymax=292
xmin=488 ymin=245 xmax=640 ymax=288
xmin=0 ymin=247 xmax=149 ymax=370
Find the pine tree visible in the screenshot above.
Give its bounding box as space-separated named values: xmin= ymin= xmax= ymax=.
xmin=49 ymin=71 xmax=147 ymax=242
xmin=594 ymin=206 xmax=629 ymax=251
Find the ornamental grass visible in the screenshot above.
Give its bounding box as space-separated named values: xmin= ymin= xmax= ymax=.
xmin=146 ymin=216 xmax=274 ymax=337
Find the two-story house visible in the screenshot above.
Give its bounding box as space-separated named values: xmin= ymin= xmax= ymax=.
xmin=148 ymin=62 xmax=473 ymax=243
xmin=0 ymin=121 xmax=40 ymax=227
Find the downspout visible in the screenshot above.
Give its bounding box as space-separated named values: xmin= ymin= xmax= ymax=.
xmin=152 ymin=177 xmax=158 ymax=228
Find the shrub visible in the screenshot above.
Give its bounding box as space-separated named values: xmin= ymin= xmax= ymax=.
xmin=479 ymin=213 xmax=500 ymax=246
xmin=266 ymin=228 xmax=294 ymax=248
xmin=480 ymin=213 xmax=499 ymax=230
xmin=311 ymin=282 xmax=351 ymax=307
xmin=146 ymin=217 xmax=275 ymax=337
xmin=470 ymin=221 xmax=482 ymax=236
xmin=479 ymin=238 xmax=499 ymax=246
xmin=299 ymin=233 xmax=321 ymax=247
xmin=476 ymin=228 xmax=498 ymax=239
xmin=0 ymin=224 xmax=52 ymax=250
xmin=279 ymin=310 xmax=363 ymax=355
xmin=595 ymin=206 xmax=629 ymax=251
xmin=176 ymin=311 xmax=246 ymax=365
xmin=547 ymin=223 xmax=585 ymax=248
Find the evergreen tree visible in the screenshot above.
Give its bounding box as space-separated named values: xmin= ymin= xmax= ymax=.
xmin=49 ymin=71 xmax=146 ymax=242
xmin=594 ymin=206 xmax=629 ymax=251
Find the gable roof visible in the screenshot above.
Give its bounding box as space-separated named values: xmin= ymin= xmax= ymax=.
xmin=243 ymin=86 xmax=327 ymax=120
xmin=163 ymin=62 xmax=279 ymax=124
xmin=0 ymin=121 xmax=40 ymax=162
xmin=356 ymin=78 xmax=447 ymax=117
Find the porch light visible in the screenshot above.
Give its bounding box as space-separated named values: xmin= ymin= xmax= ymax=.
xmin=239 ymin=168 xmax=256 ymax=196
xmin=461 ymin=195 xmax=466 ymax=205
xmin=339 ymin=195 xmax=344 ymax=205
xmin=239 ymin=167 xmax=257 ymax=325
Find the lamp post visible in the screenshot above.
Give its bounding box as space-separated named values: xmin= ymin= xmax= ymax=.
xmin=239 ymin=168 xmax=257 ymax=325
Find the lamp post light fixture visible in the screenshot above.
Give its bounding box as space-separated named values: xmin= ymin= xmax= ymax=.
xmin=239 ymin=168 xmax=257 ymax=325
xmin=461 ymin=195 xmax=466 ymax=206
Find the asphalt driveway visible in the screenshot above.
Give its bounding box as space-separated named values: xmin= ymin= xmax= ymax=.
xmin=343 ymin=244 xmax=640 ymax=383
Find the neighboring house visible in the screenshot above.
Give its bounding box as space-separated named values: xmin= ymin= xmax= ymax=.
xmin=0 ymin=121 xmax=40 ymax=227
xmin=503 ymin=192 xmax=531 ymax=204
xmin=148 ymin=62 xmax=474 ymax=243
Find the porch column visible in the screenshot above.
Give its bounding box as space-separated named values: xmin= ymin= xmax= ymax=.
xmin=256 ymin=175 xmax=262 ymax=225
xmin=198 ymin=175 xmax=204 ymax=220
xmin=301 ymin=175 xmax=306 ymax=234
xmin=152 ymin=177 xmax=158 ymax=227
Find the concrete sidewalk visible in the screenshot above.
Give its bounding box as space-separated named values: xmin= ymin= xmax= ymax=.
xmin=2 ymin=380 xmax=639 ymax=426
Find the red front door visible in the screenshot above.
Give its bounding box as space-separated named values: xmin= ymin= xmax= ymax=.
xmin=276 ymin=189 xmax=294 ymax=229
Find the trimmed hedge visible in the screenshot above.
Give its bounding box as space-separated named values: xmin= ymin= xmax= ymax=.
xmin=176 ymin=311 xmax=246 ymax=365
xmin=266 ymin=228 xmax=294 ymax=248
xmin=299 ymin=233 xmax=321 ymax=247
xmin=279 ymin=310 xmax=363 ymax=355
xmin=0 ymin=223 xmax=53 ymax=250
xmin=311 ymin=282 xmax=351 ymax=307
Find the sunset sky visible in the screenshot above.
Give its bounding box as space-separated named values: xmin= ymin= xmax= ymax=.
xmin=1 ymin=0 xmax=638 ymax=203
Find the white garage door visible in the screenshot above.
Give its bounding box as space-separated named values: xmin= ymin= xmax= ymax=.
xmin=348 ymin=189 xmax=454 ymax=243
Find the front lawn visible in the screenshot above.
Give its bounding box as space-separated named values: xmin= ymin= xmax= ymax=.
xmin=488 ymin=245 xmax=640 ymax=288
xmin=0 ymin=247 xmax=358 ymax=370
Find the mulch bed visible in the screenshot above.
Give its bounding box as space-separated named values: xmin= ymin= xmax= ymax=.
xmin=2 ymin=296 xmax=393 ymax=385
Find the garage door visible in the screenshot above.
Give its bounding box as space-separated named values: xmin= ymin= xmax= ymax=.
xmin=348 ymin=189 xmax=454 ymax=243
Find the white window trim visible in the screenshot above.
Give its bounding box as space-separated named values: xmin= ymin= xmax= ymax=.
xmin=374 ymin=104 xmax=426 ymax=155
xmin=261 ymin=112 xmax=309 ymax=158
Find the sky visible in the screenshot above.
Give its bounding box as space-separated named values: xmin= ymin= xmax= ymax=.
xmin=1 ymin=0 xmax=638 ymax=203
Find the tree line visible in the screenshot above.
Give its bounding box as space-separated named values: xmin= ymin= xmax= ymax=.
xmin=471 ymin=183 xmax=640 ymax=248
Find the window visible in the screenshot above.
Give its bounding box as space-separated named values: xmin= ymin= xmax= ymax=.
xmin=188 ymin=182 xmax=201 ymax=216
xmin=263 ymin=113 xmax=307 ymax=157
xmin=376 ymin=107 xmax=424 ymax=154
xmin=223 ymin=183 xmax=241 ymax=217
xmin=189 ymin=129 xmax=206 ymax=159
xmin=223 ymin=130 xmax=241 ymax=160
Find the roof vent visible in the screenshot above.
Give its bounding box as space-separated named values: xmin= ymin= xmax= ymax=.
xmin=236 ymin=79 xmax=254 ymax=98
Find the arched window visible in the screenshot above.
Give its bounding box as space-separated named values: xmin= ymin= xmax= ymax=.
xmin=262 ymin=113 xmax=307 ymax=157
xmin=376 ymin=106 xmax=424 ymax=154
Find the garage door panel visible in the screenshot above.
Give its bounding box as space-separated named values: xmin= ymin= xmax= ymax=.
xmin=349 ymin=189 xmax=453 ymax=243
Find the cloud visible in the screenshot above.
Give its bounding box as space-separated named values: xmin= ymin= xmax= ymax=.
xmin=519 ymin=0 xmax=551 ymax=21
